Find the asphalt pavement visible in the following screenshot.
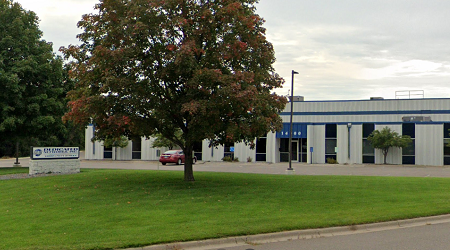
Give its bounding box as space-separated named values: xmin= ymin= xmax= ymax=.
xmin=4 ymin=154 xmax=450 ymax=178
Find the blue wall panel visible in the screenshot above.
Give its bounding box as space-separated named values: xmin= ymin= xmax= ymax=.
xmin=276 ymin=123 xmax=307 ymax=138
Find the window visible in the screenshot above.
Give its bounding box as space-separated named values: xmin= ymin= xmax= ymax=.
xmin=402 ymin=123 xmax=415 ymax=137
xmin=193 ymin=141 xmax=203 ymax=161
xmin=325 ymin=124 xmax=337 ymax=161
xmin=362 ymin=123 xmax=375 ymax=163
xmin=300 ymin=139 xmax=307 ymax=163
xmin=444 ymin=123 xmax=450 ymax=165
xmin=325 ymin=139 xmax=337 ymax=154
xmin=132 ymin=138 xmax=141 ymax=159
xmin=402 ymin=123 xmax=415 ymax=164
xmin=256 ymin=137 xmax=267 ymax=162
xmin=104 ymin=145 xmax=112 ymax=159
xmin=224 ymin=142 xmax=234 ymax=160
xmin=325 ymin=124 xmax=337 ymax=138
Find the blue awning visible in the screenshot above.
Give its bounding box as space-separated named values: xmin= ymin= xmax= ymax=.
xmin=276 ymin=123 xmax=307 ymax=138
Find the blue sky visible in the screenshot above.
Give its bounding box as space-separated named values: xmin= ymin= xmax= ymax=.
xmin=16 ymin=0 xmax=450 ymax=100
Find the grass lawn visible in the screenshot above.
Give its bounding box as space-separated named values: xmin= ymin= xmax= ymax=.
xmin=2 ymin=168 xmax=450 ymax=250
xmin=0 ymin=167 xmax=28 ymax=175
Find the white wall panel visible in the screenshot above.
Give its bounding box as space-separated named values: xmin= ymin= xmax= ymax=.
xmin=336 ymin=124 xmax=363 ymax=164
xmin=307 ymin=125 xmax=325 ymax=164
xmin=234 ymin=141 xmax=254 ymax=162
xmin=351 ymin=125 xmax=363 ymax=164
xmin=141 ymin=137 xmax=169 ymax=161
xmin=416 ymin=124 xmax=443 ymax=166
xmin=267 ymin=132 xmax=277 ymax=163
xmin=201 ymin=140 xmax=212 ymax=162
xmin=114 ymin=143 xmax=132 ymax=160
xmin=84 ymin=125 xmax=104 ymax=160
xmin=337 ymin=125 xmax=348 ymax=164
xmin=202 ymin=141 xmax=225 ymax=162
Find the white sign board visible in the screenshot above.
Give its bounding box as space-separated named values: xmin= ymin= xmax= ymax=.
xmin=31 ymin=147 xmax=80 ymax=160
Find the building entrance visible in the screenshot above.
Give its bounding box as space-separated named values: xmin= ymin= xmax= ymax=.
xmin=280 ymin=138 xmax=307 ymax=163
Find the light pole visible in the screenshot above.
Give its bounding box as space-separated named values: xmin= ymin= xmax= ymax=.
xmin=288 ymin=70 xmax=299 ymax=171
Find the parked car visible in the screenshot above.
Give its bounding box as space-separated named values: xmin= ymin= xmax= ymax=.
xmin=159 ymin=150 xmax=197 ymax=165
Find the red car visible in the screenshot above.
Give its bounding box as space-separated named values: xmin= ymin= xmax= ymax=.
xmin=159 ymin=150 xmax=197 ymax=165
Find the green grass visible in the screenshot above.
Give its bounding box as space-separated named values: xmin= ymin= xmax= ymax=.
xmin=2 ymin=169 xmax=450 ymax=250
xmin=0 ymin=167 xmax=28 ymax=175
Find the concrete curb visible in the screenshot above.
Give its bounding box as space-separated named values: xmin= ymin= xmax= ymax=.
xmin=124 ymin=214 xmax=450 ymax=250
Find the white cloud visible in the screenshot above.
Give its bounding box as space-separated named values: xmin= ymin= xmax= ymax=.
xmin=11 ymin=0 xmax=450 ymax=100
xmin=361 ymin=60 xmax=446 ymax=80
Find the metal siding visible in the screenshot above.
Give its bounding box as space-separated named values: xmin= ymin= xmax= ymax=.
xmin=141 ymin=137 xmax=168 ymax=161
xmin=290 ymin=99 xmax=450 ymax=113
xmin=416 ymin=124 xmax=443 ymax=166
xmin=266 ymin=132 xmax=277 ymax=163
xmin=114 ymin=143 xmax=132 ymax=160
xmin=276 ymin=123 xmax=307 ymax=138
xmin=337 ymin=125 xmax=348 ymax=164
xmin=285 ymin=98 xmax=450 ymax=125
xmin=309 ymin=125 xmax=325 ymax=164
xmin=141 ymin=138 xmax=153 ymax=160
xmin=234 ymin=141 xmax=255 ymax=163
xmin=351 ymin=125 xmax=363 ymax=164
xmin=337 ymin=124 xmax=363 ymax=164
xmin=84 ymin=125 xmax=104 ymax=160
xmin=201 ymin=142 xmax=229 ymax=162
xmin=202 ymin=140 xmax=212 ymax=162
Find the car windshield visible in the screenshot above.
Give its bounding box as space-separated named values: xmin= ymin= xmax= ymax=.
xmin=164 ymin=150 xmax=179 ymax=155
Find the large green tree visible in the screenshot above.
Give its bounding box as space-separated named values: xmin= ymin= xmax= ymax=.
xmin=368 ymin=126 xmax=412 ymax=164
xmin=62 ymin=0 xmax=287 ymax=181
xmin=0 ymin=0 xmax=77 ymax=158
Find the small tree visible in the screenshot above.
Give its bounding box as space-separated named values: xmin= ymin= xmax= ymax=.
xmin=367 ymin=126 xmax=412 ymax=164
xmin=151 ymin=130 xmax=184 ymax=150
xmin=103 ymin=136 xmax=128 ymax=160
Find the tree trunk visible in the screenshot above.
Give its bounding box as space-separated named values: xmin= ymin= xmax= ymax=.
xmin=383 ymin=149 xmax=389 ymax=164
xmin=183 ymin=146 xmax=195 ymax=182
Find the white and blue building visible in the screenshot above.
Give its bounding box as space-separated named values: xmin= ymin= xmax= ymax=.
xmin=84 ymin=97 xmax=450 ymax=166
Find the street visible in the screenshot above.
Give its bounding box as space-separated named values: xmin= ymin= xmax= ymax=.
xmin=206 ymin=222 xmax=450 ymax=250
xmin=4 ymin=156 xmax=450 ymax=178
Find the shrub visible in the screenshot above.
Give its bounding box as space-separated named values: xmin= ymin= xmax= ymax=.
xmin=222 ymin=156 xmax=239 ymax=162
xmin=222 ymin=156 xmax=233 ymax=162
xmin=247 ymin=157 xmax=252 ymax=162
xmin=326 ymin=158 xmax=338 ymax=164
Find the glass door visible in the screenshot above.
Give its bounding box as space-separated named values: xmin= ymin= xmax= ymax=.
xmin=291 ymin=141 xmax=298 ymax=162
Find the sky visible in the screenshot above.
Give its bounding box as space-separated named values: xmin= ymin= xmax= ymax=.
xmin=14 ymin=0 xmax=450 ymax=101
